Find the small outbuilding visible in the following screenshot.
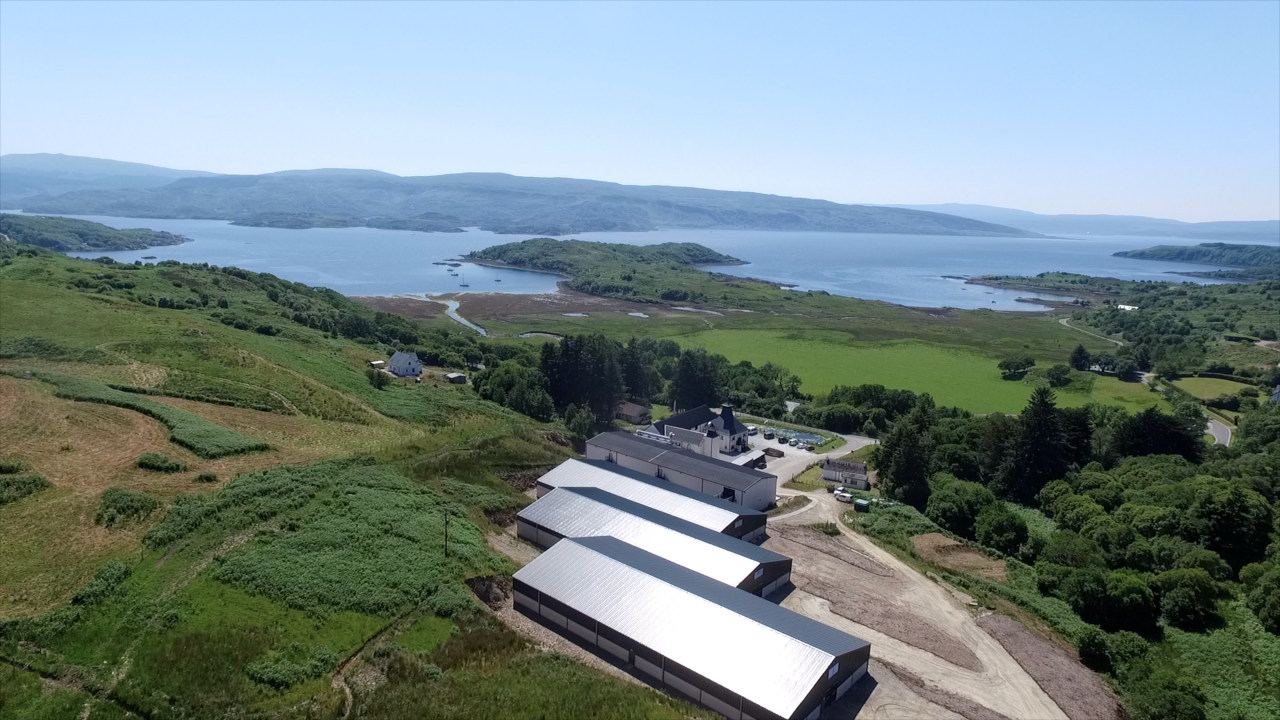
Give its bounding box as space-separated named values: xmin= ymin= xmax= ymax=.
xmin=822 ymin=458 xmax=869 ymax=490
xmin=387 ymin=351 xmax=422 ymax=377
xmin=615 ymin=400 xmax=653 ymax=425
xmin=445 ymin=372 xmax=467 ymax=384
xmin=367 ymin=359 xmax=386 ymax=369
xmin=513 ymin=536 xmax=871 ymax=720
xmin=516 ymin=487 xmax=791 ymax=596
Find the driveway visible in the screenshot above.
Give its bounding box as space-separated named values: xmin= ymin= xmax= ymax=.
xmin=767 ymin=492 xmax=1070 ymax=720
xmin=1206 ymin=418 xmax=1232 ymax=446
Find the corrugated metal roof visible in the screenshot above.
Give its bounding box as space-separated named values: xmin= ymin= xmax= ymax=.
xmin=517 ymin=487 xmax=787 ymax=587
xmin=515 ymin=536 xmax=869 ymax=719
xmin=537 ymin=459 xmax=763 ymax=533
xmin=588 ymin=431 xmax=775 ymax=492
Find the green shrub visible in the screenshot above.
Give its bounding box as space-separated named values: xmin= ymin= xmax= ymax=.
xmin=4 ymin=370 xmax=270 ymax=458
xmin=975 ymin=504 xmax=1029 ymax=555
xmin=1246 ymin=567 xmax=1280 ymax=634
xmin=195 ymin=472 xmax=218 ymax=483
xmin=136 ymin=453 xmax=188 ymax=473
xmin=95 ymin=487 xmax=160 ymax=527
xmin=71 ymin=560 xmax=132 ymax=606
xmin=0 ymin=459 xmax=32 ymax=474
xmin=924 ymin=475 xmax=996 ymax=539
xmin=246 ymin=645 xmax=337 ymax=689
xmin=1078 ymin=625 xmax=1112 ymax=672
xmin=0 ymin=474 xmax=52 ymax=505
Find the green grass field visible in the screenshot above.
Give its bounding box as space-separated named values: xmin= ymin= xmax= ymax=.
xmin=1173 ymin=377 xmax=1255 ymax=400
xmin=669 ymin=330 xmax=1166 ymax=414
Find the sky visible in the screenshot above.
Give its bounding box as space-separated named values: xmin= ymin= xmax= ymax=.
xmin=1 ymin=1 xmax=1277 ymax=221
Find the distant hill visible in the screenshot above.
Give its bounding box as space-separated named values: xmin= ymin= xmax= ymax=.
xmin=887 ymin=203 xmax=1280 ymax=244
xmin=0 ymin=153 xmax=219 ymax=205
xmin=14 ymin=167 xmax=1040 ymax=237
xmin=0 ymin=213 xmax=189 ymax=252
xmin=1113 ymin=242 xmax=1280 ymax=268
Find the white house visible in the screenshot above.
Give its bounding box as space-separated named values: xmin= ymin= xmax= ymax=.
xmin=1118 ymin=304 xmax=1140 ymax=311
xmin=822 ymin=458 xmax=869 ymax=490
xmin=645 ymin=404 xmax=751 ymax=458
xmin=387 ymin=350 xmax=422 ymax=377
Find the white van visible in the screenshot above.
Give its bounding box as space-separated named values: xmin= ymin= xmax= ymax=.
xmin=747 ymin=425 xmax=758 ymax=435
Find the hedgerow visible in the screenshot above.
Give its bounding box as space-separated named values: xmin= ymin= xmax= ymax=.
xmin=137 ymin=453 xmax=188 ymax=473
xmin=4 ymin=369 xmax=270 ymax=458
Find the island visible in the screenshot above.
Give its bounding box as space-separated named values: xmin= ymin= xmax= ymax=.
xmin=0 ymin=213 xmax=189 ymax=252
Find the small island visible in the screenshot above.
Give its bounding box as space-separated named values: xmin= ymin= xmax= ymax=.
xmin=0 ymin=213 xmax=190 ymax=252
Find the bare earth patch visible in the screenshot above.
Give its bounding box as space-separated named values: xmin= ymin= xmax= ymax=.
xmin=976 ymin=614 xmax=1125 ymax=720
xmin=878 ymin=660 xmax=1015 ymax=720
xmin=770 ymin=524 xmax=893 ymax=577
xmin=352 ymin=295 xmax=446 ymax=321
xmin=912 ymin=533 xmax=1008 ymax=583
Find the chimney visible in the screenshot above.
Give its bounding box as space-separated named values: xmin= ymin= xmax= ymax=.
xmin=721 ymin=403 xmax=736 ymax=432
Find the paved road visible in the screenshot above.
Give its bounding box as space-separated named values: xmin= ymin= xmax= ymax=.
xmin=1058 ymin=317 xmax=1124 ymax=346
xmin=1206 ymin=418 xmax=1232 ymax=446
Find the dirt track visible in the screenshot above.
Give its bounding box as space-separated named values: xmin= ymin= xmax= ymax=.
xmin=771 ymin=493 xmax=1068 ymax=720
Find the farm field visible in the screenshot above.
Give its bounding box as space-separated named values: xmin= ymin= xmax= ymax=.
xmin=669 ymin=329 xmax=1165 ymax=414
xmin=1173 ymin=376 xmax=1255 ymax=400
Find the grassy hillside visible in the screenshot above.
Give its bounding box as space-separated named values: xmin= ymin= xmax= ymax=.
xmin=18 ymin=169 xmax=1039 ymax=237
xmin=0 ymin=241 xmax=704 ymax=719
xmin=1 ymin=213 xmax=190 ymax=252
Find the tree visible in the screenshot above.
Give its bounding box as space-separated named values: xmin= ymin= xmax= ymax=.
xmin=1111 ymin=407 xmax=1204 ymax=464
xmin=564 ymin=404 xmax=597 ymax=441
xmin=994 ymin=388 xmax=1067 ymax=504
xmin=1045 ymin=364 xmax=1072 ymax=387
xmin=472 ymin=363 xmax=555 ymax=421
xmin=1077 ymin=626 xmax=1111 ymax=672
xmin=925 ymin=476 xmax=996 ymax=539
xmin=668 ymin=348 xmax=719 ymax=412
xmin=1103 ymin=570 xmax=1158 ymax=633
xmin=1155 ymin=568 xmax=1225 ymax=630
xmin=366 ymin=368 xmax=390 ymax=390
xmin=1042 ymin=531 xmax=1107 ymax=568
xmin=1183 ymin=483 xmax=1273 ymax=570
xmin=1246 ymin=566 xmax=1280 ymax=635
xmin=876 ymin=406 xmax=934 ymax=511
xmin=975 ymin=504 xmax=1029 ymax=556
xmin=1070 ymin=344 xmax=1092 ymax=371
xmin=998 ymin=356 xmax=1036 ymax=380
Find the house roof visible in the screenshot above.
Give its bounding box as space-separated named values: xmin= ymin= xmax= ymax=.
xmin=514 ymin=536 xmax=869 ymax=720
xmin=535 ymin=459 xmax=764 ymax=533
xmin=389 ymin=350 xmax=418 ymax=363
xmin=667 ymin=426 xmax=710 ymax=446
xmin=587 ymin=431 xmax=776 ymax=492
xmin=652 ymin=405 xmax=717 ymax=433
xmin=517 ymin=487 xmax=788 ymax=588
xmin=825 ymin=459 xmax=868 ymax=474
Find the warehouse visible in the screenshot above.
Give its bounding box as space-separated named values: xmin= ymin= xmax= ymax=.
xmin=586 ymin=431 xmax=778 ymax=511
xmin=534 ymin=459 xmax=768 ymax=542
xmin=516 ymin=487 xmax=791 ymax=596
xmin=513 ymin=536 xmax=871 ymax=720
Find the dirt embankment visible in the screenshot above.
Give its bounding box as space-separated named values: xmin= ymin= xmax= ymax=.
xmin=765 ymin=527 xmax=985 ymax=672
xmin=912 ymin=533 xmax=1008 ymax=583
xmin=977 ymin=614 xmax=1125 ymax=720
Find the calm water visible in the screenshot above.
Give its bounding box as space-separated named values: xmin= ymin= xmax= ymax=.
xmin=49 ymin=213 xmax=1237 ymax=311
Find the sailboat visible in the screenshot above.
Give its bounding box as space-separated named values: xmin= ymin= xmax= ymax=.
xmin=458 ymin=273 xmax=469 ymax=288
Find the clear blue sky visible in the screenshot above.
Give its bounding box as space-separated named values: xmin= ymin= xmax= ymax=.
xmin=2 ymin=1 xmax=1277 ymax=221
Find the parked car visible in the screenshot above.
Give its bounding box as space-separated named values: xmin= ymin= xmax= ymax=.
xmin=763 ymin=429 xmax=775 ymax=440
xmin=747 ymin=425 xmax=758 ymax=435
xmin=789 ymin=438 xmax=799 ymax=446
xmin=834 ymin=491 xmax=854 ymax=503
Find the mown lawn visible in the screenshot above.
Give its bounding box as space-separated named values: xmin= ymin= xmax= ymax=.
xmin=1173 ymin=377 xmax=1255 ymax=400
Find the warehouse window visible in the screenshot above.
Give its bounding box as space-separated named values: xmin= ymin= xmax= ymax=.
xmin=734 ymin=519 xmax=743 ymax=528
xmin=828 ymin=663 xmax=839 ymax=679
xmin=754 ymin=568 xmax=764 ymax=580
